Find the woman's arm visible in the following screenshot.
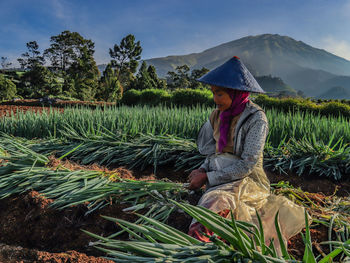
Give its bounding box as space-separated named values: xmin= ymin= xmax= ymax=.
xmin=198 ymin=156 xmax=209 ymax=171
xmin=206 ymin=118 xmax=268 ymax=187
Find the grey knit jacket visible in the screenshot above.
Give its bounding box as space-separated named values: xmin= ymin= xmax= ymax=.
xmin=197 ymin=101 xmax=270 ymax=188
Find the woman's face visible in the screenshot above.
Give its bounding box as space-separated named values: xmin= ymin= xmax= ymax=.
xmin=211 ymin=86 xmax=232 ymax=112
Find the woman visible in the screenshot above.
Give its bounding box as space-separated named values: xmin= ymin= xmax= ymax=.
xmin=188 ymin=56 xmax=306 ymax=253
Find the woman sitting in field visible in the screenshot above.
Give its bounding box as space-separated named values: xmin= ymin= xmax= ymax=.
xmin=187 ymin=56 xmax=306 ymax=253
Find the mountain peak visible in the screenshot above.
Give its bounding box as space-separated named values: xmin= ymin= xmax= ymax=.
xmin=145 ymin=34 xmax=350 ymax=98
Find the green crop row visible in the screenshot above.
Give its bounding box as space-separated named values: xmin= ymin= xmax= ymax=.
xmin=1 ymin=137 xmax=349 ymax=262
xmin=122 ymin=89 xmax=350 ymax=118
xmin=1 ymin=102 xmax=349 ymax=179
xmin=1 ymin=105 xmax=349 ymax=149
xmin=121 ymin=88 xmax=214 ymax=107
xmin=3 ymin=88 xmax=350 ymax=117
xmin=254 ymin=95 xmax=350 ymax=118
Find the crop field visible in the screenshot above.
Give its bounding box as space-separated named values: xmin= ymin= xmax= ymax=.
xmin=0 ymin=104 xmax=349 ymax=262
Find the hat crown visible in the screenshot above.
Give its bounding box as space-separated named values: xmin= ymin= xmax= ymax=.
xmin=197 ymin=57 xmax=265 ymax=93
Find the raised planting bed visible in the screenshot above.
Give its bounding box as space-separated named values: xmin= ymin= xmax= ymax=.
xmin=0 ymin=155 xmax=348 ymax=262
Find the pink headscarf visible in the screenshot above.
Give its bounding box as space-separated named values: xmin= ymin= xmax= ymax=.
xmin=218 ymin=89 xmax=250 ymax=152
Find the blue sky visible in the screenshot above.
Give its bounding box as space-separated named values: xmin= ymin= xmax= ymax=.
xmin=1 ymin=0 xmax=350 ymax=66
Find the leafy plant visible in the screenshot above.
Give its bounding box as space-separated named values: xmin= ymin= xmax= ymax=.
xmin=84 ymin=202 xmax=350 ymax=262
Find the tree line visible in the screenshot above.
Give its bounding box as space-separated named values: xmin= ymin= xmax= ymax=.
xmin=0 ymin=31 xmax=209 ymax=102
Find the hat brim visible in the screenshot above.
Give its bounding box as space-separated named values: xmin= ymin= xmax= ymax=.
xmin=197 ymin=57 xmax=265 ymax=93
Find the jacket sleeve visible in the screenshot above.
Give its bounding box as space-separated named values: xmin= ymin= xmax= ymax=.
xmin=196 ymin=119 xmax=216 ymax=172
xmin=199 ymin=156 xmax=210 ymax=171
xmin=206 ymin=118 xmax=268 ymax=187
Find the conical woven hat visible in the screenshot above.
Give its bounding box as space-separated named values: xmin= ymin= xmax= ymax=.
xmin=197 ymin=56 xmax=265 ymax=93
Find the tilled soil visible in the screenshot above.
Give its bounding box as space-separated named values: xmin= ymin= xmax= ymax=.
xmin=0 ymin=100 xmax=115 ymax=109
xmin=0 ymin=105 xmax=64 ymax=117
xmin=266 ymin=169 xmax=350 ymax=197
xmin=0 ymin=151 xmax=348 ymax=262
xmin=0 ymin=190 xmax=135 ymax=262
xmin=0 ymin=188 xmax=195 ymax=262
xmin=0 ymin=243 xmax=114 ymax=263
xmin=0 ymin=189 xmax=333 ymax=262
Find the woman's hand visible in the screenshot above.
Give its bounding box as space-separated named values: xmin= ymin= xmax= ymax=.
xmin=188 ymin=168 xmax=208 ymax=190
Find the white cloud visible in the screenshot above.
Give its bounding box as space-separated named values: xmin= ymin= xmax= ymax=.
xmin=321 ymin=36 xmax=350 ymax=61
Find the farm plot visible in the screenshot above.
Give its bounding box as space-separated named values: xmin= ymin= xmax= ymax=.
xmin=0 ymin=105 xmax=349 ymax=262
xmin=0 ymin=104 xmax=64 ymax=117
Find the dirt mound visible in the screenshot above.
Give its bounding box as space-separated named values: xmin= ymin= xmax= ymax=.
xmin=48 ymin=156 xmax=135 ymax=181
xmin=0 ymin=166 xmax=346 ymax=261
xmin=0 ymin=243 xmax=113 ymax=263
xmin=266 ymin=169 xmax=350 ymax=197
xmin=0 ymin=191 xmax=136 ymax=255
xmin=0 ymin=99 xmax=115 ymax=109
xmin=0 ymin=105 xmax=63 ymax=117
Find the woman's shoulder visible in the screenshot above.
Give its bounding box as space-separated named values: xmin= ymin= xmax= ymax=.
xmin=245 ymin=101 xmax=267 ymax=123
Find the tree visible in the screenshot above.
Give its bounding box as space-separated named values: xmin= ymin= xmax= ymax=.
xmin=17 ymin=41 xmax=45 ymax=70
xmin=166 ymin=65 xmax=190 ymax=89
xmin=0 ymin=74 xmax=17 ymax=100
xmin=17 ymin=64 xmax=59 ymax=98
xmin=133 ymin=61 xmax=156 ymax=90
xmin=97 ymin=63 xmax=122 ymax=101
xmin=166 ymin=65 xmax=209 ymax=90
xmin=109 ymin=34 xmax=142 ymax=90
xmin=44 ymin=30 xmax=95 ymax=72
xmin=1 ymin=57 xmax=12 ymax=73
xmin=147 ymin=65 xmax=166 ymax=89
xmin=66 ymin=45 xmax=100 ymax=100
xmin=44 ymin=31 xmax=99 ymax=98
xmin=16 ymin=41 xmax=60 ymax=98
xmin=188 ymin=67 xmax=209 ymax=89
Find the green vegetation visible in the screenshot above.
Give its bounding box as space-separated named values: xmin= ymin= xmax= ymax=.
xmin=1 ymin=105 xmax=348 ymax=145
xmin=0 ymin=74 xmax=17 ymax=100
xmin=109 ymin=34 xmax=142 ymax=90
xmin=84 ymin=203 xmax=350 ymax=263
xmin=132 ymin=61 xmax=166 ymax=90
xmin=254 ymin=95 xmax=350 ymax=118
xmin=0 ymin=137 xmax=188 ymax=220
xmin=166 ymin=65 xmax=209 ymax=90
xmin=0 ymin=32 xmax=153 ymax=102
xmin=1 ymin=136 xmax=349 ymax=262
xmin=0 ymin=104 xmax=349 ymax=179
xmin=1 ymin=32 xmax=350 ymax=262
xmin=96 ymin=64 xmax=123 ymax=101
xmin=121 ymin=88 xmax=213 ymax=106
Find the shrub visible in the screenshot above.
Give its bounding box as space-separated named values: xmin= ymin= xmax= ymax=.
xmin=171 ymin=88 xmax=213 ymax=106
xmin=0 ymin=74 xmax=17 ymax=101
xmin=320 ymin=102 xmax=350 ymax=118
xmin=139 ymin=89 xmax=171 ymax=106
xmin=121 ymin=89 xmax=142 ymax=105
xmin=254 ymin=94 xmax=350 ymax=118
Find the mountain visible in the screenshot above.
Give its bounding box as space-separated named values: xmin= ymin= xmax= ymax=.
xmin=145 ymin=34 xmax=350 ymax=98
xmin=317 ymin=76 xmax=350 ymax=94
xmin=255 ymin=75 xmax=297 ymax=96
xmin=317 ymin=86 xmax=350 ymax=100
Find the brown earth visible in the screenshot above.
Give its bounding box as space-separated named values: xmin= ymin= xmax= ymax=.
xmin=0 ymin=105 xmax=64 ymax=117
xmin=266 ymin=169 xmax=350 ymax=197
xmin=0 ymin=99 xmax=115 ymax=109
xmin=0 ymin=244 xmax=114 ymax=263
xmin=0 ymin=165 xmax=347 ymax=262
xmin=0 ymin=190 xmax=135 ymax=262
xmin=0 ymin=100 xmax=116 ymax=118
